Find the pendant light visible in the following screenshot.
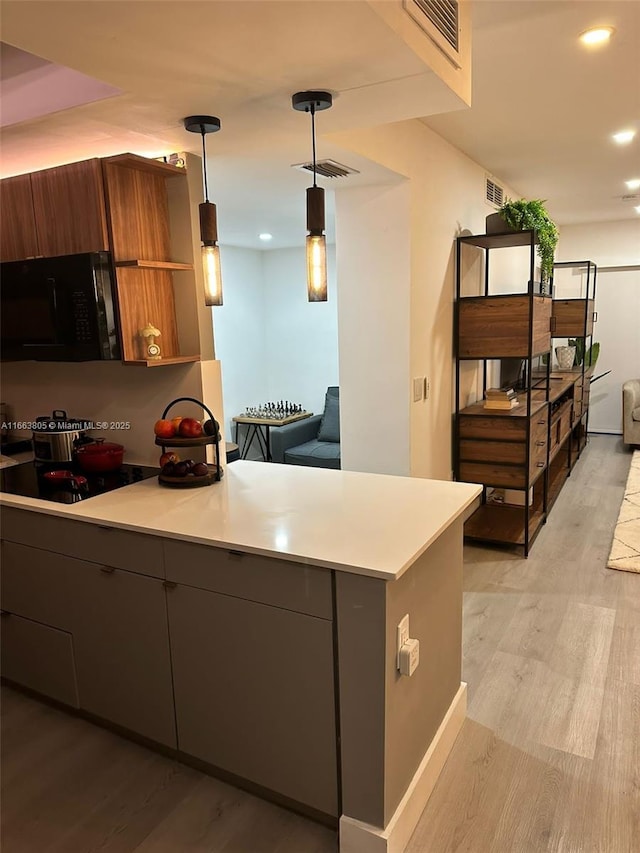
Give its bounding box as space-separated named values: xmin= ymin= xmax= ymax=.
xmin=292 ymin=91 xmax=333 ymax=302
xmin=184 ymin=115 xmax=223 ymax=306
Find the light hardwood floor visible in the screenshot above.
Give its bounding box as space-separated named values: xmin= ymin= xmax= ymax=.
xmin=2 ymin=435 xmax=637 ymax=852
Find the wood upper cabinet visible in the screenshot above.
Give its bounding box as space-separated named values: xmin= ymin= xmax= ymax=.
xmin=30 ymin=159 xmax=109 ymax=257
xmin=0 ymin=174 xmax=39 ymax=261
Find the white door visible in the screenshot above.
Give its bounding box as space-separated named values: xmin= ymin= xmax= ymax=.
xmin=589 ymin=267 xmax=640 ymax=433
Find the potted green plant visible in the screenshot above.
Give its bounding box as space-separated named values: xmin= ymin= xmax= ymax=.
xmin=487 ymin=198 xmax=559 ymax=290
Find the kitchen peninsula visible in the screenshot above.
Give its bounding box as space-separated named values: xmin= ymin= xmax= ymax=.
xmin=0 ymin=461 xmax=480 ymax=853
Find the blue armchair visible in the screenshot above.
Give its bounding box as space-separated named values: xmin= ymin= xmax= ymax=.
xmin=270 ymin=387 xmax=340 ymax=469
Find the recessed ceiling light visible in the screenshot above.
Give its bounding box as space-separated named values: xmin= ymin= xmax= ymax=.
xmin=612 ymin=130 xmax=636 ymax=145
xmin=635 ymin=205 xmax=640 ymax=215
xmin=579 ymin=26 xmax=615 ymax=46
xmin=259 ymin=233 xmax=273 ymax=241
xmin=625 ymin=179 xmax=640 ymax=190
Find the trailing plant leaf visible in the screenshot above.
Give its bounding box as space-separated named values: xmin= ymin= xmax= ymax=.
xmin=498 ymin=198 xmax=559 ymax=286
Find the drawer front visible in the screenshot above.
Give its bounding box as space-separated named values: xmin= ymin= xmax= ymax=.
xmin=459 ymin=461 xmax=526 ymax=489
xmin=459 ymin=415 xmax=527 ymax=442
xmin=1 ymin=613 xmax=79 ymax=707
xmin=0 ymin=507 xmax=164 ymax=577
xmin=1 ymin=541 xmax=78 ymax=628
xmin=165 ymin=540 xmax=333 ymax=619
xmin=529 ymin=443 xmax=548 ymax=478
xmin=460 ymin=439 xmax=526 ymax=466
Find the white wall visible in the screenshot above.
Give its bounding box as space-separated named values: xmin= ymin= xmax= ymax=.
xmin=263 ymin=246 xmax=338 ymax=417
xmin=212 ymin=246 xmax=266 ymax=440
xmin=330 ymin=119 xmax=520 ymax=480
xmin=213 ymin=244 xmax=339 ymax=448
xmin=336 ymin=182 xmax=411 ymax=476
xmin=557 ymin=219 xmax=640 ymax=434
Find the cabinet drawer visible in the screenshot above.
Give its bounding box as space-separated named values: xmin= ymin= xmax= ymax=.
xmin=1 ymin=613 xmax=79 ymax=707
xmin=460 ymin=439 xmax=525 ymax=466
xmin=1 ymin=541 xmax=78 ymax=628
xmin=165 ymin=540 xmax=332 ymax=619
xmin=0 ymin=508 xmax=164 ymax=577
xmin=459 ymin=415 xmax=527 ymax=442
xmin=459 ymin=461 xmax=528 ymax=489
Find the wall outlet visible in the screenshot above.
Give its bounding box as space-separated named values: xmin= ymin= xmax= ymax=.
xmin=397 ymin=614 xmax=410 ymax=668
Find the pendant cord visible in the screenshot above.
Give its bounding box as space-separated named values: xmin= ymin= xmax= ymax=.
xmin=310 ymin=104 xmax=317 ymax=188
xmin=200 ymin=126 xmax=209 ymax=202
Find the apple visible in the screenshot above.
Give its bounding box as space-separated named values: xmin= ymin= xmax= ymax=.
xmin=171 ymin=416 xmax=183 ymax=434
xmin=154 ymin=419 xmax=175 ymax=439
xmin=178 ymin=417 xmax=203 ymax=438
xmin=173 ymin=462 xmax=188 ymax=477
xmin=192 ymin=462 xmax=209 ymax=477
xmin=161 ymin=462 xmax=176 ymax=476
xmin=160 ymin=451 xmax=180 ymax=466
xmin=202 ymin=418 xmax=219 ymax=436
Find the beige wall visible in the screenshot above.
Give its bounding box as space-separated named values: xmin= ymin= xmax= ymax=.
xmin=331 ymin=118 xmax=519 ymax=481
xmin=0 ymin=359 xmax=224 ymax=467
xmin=557 ymin=218 xmax=640 ymax=268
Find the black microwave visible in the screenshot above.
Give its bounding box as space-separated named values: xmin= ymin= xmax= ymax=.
xmin=0 ymin=252 xmax=120 ymax=361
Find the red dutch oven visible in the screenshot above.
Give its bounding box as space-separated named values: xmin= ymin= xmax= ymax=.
xmin=74 ymin=438 xmax=125 ymax=473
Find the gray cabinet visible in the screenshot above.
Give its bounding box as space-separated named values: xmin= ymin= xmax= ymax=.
xmin=167 ymin=582 xmax=338 ymax=816
xmin=1 ymin=613 xmax=79 ymax=707
xmin=0 ymin=537 xmax=175 ymax=747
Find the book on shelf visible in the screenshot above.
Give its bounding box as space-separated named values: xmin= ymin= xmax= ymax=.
xmin=484 ymin=397 xmax=519 ymax=410
xmin=485 ymin=387 xmax=516 ymax=398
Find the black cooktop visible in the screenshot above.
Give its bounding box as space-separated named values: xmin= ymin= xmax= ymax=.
xmin=0 ymin=462 xmax=159 ymax=505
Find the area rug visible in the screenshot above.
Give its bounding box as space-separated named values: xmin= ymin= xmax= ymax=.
xmin=607 ymin=450 xmax=640 ymax=573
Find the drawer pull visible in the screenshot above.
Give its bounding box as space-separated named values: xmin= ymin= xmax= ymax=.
xmin=536 ymin=440 xmax=545 ymax=446
xmin=593 ymin=311 xmax=598 ymax=322
xmin=100 ymin=565 xmax=115 ymax=574
xmin=163 ymin=580 xmax=177 ymax=590
xmin=537 ymin=420 xmax=546 ymax=425
xmin=97 ymin=525 xmax=115 ymax=533
xmin=228 ymin=550 xmax=245 ymax=558
xmin=537 ymin=462 xmax=545 ymax=468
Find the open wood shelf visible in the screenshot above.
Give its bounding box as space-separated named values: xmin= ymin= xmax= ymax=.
xmin=102 ymin=153 xmax=186 ymax=177
xmin=458 ymin=229 xmax=538 ymax=250
xmin=123 ymin=355 xmax=200 ymax=367
xmin=115 ymin=260 xmax=193 ymax=271
xmin=464 ymin=503 xmax=545 ymax=547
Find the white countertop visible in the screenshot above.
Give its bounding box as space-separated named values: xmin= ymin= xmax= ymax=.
xmin=0 ymin=461 xmax=481 ymax=580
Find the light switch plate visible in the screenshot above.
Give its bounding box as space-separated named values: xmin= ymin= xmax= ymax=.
xmin=413 ymin=378 xmax=423 ymax=402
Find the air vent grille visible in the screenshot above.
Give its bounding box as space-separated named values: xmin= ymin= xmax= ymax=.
xmin=485 ymin=176 xmax=505 ymax=208
xmin=292 ymin=159 xmax=360 ymax=179
xmin=404 ymin=0 xmax=459 ymax=52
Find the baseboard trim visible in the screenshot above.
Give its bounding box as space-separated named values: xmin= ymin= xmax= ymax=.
xmin=339 ymin=682 xmax=467 ymax=853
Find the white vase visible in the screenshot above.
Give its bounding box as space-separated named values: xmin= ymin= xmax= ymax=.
xmin=555 ymin=346 xmax=576 ymax=370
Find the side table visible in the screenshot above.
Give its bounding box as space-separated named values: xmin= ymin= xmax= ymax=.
xmin=232 ymin=412 xmax=312 ymax=461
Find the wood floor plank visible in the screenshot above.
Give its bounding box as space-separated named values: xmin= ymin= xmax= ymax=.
xmin=498 ymin=593 xmax=569 ymax=663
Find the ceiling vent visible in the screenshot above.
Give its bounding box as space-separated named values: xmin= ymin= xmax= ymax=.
xmin=292 ymin=159 xmax=360 ymax=179
xmin=485 ymin=176 xmax=505 ymax=208
xmin=403 ymin=0 xmax=461 ymax=68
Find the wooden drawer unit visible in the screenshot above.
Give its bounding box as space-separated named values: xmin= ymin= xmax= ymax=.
xmin=0 ymin=508 xmax=165 ymax=577
xmin=552 ymin=298 xmax=595 ymax=338
xmin=458 ymin=404 xmax=549 ymax=489
xmin=458 ymin=294 xmax=552 ymax=358
xmin=164 ymin=539 xmax=332 ymax=619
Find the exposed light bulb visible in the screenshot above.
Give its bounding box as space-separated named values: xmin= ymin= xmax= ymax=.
xmin=635 ymin=205 xmax=640 ymax=215
xmin=612 ymin=130 xmax=636 ymax=145
xmin=202 ymin=244 xmax=223 ymax=306
xmin=579 ymin=26 xmax=615 ymax=46
xmin=259 ymin=233 xmax=273 ymax=241
xmin=306 ymin=235 xmax=327 ymax=302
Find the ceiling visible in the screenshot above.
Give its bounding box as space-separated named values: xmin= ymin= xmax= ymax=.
xmin=1 ymin=0 xmax=639 ymax=248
